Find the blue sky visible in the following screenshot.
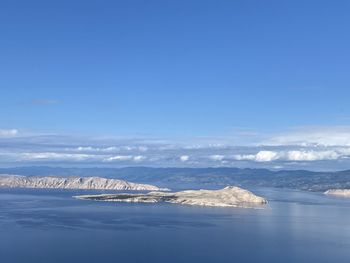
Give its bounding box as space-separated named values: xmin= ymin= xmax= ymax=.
xmin=1 ymin=1 xmax=350 ymax=169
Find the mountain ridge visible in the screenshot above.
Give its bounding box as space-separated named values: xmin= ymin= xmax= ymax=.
xmin=1 ymin=166 xmax=350 ymax=191
xmin=0 ymin=174 xmax=167 ymax=191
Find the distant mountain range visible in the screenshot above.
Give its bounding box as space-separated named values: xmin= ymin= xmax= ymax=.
xmin=0 ymin=174 xmax=166 ymax=191
xmin=1 ymin=166 xmax=350 ymax=191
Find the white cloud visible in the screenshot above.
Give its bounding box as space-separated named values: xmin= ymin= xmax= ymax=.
xmin=75 ymin=145 xmax=148 ymax=153
xmin=133 ymin=155 xmax=146 ymax=162
xmin=255 ymin=151 xmax=279 ymax=162
xmin=14 ymin=148 xmax=350 ymax=164
xmin=76 ymin=146 xmax=95 ymax=151
xmin=210 ymin=155 xmax=225 ymax=161
xmin=233 ymin=154 xmax=256 ymax=161
xmin=234 ymin=151 xmax=279 ymax=162
xmin=337 ymin=147 xmax=350 ymax=155
xmin=4 ymin=127 xmax=350 ymax=169
xmin=272 ymin=165 xmax=284 ymax=170
xmin=180 ymin=155 xmax=189 ymax=162
xmin=120 ymin=146 xmax=148 ymax=151
xmin=20 ymin=152 xmax=94 ymax=161
xmin=104 ymin=155 xmax=146 ymax=162
xmin=233 ymin=149 xmax=350 ymax=162
xmin=76 ymin=146 xmax=119 ymax=152
xmin=286 ymin=150 xmax=339 ymax=161
xmin=0 ymin=129 xmax=18 ymax=137
xmin=104 ymin=155 xmax=133 ymax=162
xmin=138 ymin=146 xmax=148 ymax=152
xmin=265 ymin=126 xmax=350 ymax=146
xmin=98 ymin=146 xmax=118 ymax=152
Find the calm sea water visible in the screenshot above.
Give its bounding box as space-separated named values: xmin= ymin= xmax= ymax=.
xmin=0 ymin=187 xmax=350 ymax=263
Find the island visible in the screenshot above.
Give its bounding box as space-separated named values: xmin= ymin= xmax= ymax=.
xmin=324 ymin=189 xmax=350 ymax=197
xmin=0 ymin=174 xmax=168 ymax=191
xmin=75 ymin=186 xmax=268 ymax=208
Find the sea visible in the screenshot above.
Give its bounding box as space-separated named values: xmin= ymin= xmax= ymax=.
xmin=0 ymin=187 xmax=349 ymax=263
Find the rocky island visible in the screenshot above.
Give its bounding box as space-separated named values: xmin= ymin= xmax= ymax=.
xmin=75 ymin=186 xmax=268 ymax=208
xmin=324 ymin=189 xmax=350 ymax=198
xmin=0 ymin=174 xmax=167 ymax=191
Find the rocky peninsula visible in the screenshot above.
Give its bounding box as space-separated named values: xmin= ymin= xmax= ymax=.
xmin=75 ymin=186 xmax=268 ymax=208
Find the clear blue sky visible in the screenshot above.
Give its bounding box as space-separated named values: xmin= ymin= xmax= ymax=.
xmin=1 ymin=0 xmax=350 ymax=138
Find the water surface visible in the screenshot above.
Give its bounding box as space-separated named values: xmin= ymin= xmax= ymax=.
xmin=0 ymin=188 xmax=349 ymax=263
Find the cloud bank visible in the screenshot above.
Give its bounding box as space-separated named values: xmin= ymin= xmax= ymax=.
xmin=233 ymin=149 xmax=343 ymax=162
xmin=0 ymin=129 xmax=18 ymax=137
xmin=264 ymin=126 xmax=350 ymax=146
xmin=2 ymin=126 xmax=350 ymax=170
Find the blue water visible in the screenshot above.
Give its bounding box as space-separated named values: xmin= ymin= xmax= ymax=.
xmin=0 ymin=187 xmax=350 ymax=263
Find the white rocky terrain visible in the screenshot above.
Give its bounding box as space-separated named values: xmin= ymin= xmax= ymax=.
xmin=0 ymin=174 xmax=167 ymax=191
xmin=324 ymin=189 xmax=350 ymax=197
xmin=75 ymin=186 xmax=268 ymax=208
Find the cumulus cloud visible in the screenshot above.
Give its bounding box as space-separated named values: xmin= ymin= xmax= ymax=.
xmin=0 ymin=129 xmax=18 ymax=137
xmin=286 ymin=150 xmax=340 ymax=161
xmin=234 ymin=151 xmax=279 ymax=162
xmin=255 ymin=151 xmax=279 ymax=162
xmin=233 ymin=154 xmax=255 ymax=161
xmin=180 ymin=155 xmax=189 ymax=162
xmin=233 ymin=149 xmax=350 ymax=162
